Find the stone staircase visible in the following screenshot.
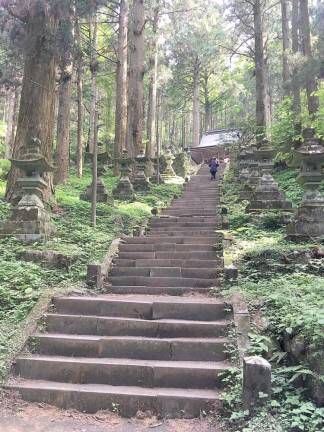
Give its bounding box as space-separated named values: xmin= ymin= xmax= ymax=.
xmin=6 ymin=164 xmax=234 ymax=418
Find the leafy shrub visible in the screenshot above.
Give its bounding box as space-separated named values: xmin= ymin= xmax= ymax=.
xmin=0 ymin=159 xmax=10 ymax=180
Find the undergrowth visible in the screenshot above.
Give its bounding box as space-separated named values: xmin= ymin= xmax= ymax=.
xmin=220 ymin=166 xmax=324 ymax=432
xmin=0 ymin=167 xmax=181 ymax=381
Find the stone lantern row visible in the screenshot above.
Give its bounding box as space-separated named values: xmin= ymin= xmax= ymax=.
xmin=236 ymin=128 xmax=324 ymax=242
xmin=0 ymin=145 xmax=190 ymax=243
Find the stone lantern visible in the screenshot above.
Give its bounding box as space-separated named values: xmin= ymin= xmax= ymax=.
xmin=286 ymin=128 xmax=324 ymax=241
xmin=161 ymin=147 xmax=176 ymax=181
xmin=112 ymin=148 xmax=135 ymax=200
xmin=1 ymin=137 xmax=54 ymax=242
xmin=254 ymin=138 xmax=276 ymax=174
xmin=247 ymin=174 xmax=293 ymax=212
xmin=80 ymin=149 xmax=113 ymax=204
xmin=133 ymin=148 xmax=150 ymax=191
xmin=150 ymin=153 xmax=163 ymax=184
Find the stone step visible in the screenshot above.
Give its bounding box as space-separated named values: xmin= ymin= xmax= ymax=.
xmin=45 ymin=314 xmax=229 ymax=337
xmin=31 ymin=334 xmax=228 ymax=361
xmin=147 ymin=222 xmax=219 ymax=228
xmin=108 ymin=276 xmax=219 ymax=288
xmin=6 ymin=380 xmax=221 ymax=417
xmin=117 ymin=251 xmax=219 ymax=260
xmin=150 ymin=216 xmax=216 ymax=223
xmin=108 ymin=286 xmax=212 ymax=295
xmin=161 ymin=211 xmax=218 ymax=217
xmin=146 ymin=230 xmax=219 ymax=237
xmin=110 ymin=267 xmax=222 ymax=279
xmin=113 ymin=258 xmax=224 ymax=268
xmin=53 ymin=296 xmax=229 ymax=320
xmin=15 ymin=356 xmax=229 ymax=389
xmin=119 ymin=244 xmax=215 ymax=253
xmin=123 ymin=236 xmax=221 ymax=245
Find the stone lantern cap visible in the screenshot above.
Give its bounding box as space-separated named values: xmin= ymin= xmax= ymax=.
xmin=11 ymin=137 xmax=54 ymax=175
xmin=295 ymin=128 xmax=324 ymax=163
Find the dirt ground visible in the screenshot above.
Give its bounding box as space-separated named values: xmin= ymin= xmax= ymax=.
xmin=0 ymin=391 xmax=224 ymax=432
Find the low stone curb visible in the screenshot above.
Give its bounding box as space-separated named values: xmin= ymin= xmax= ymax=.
xmin=229 ymin=292 xmax=251 ymax=364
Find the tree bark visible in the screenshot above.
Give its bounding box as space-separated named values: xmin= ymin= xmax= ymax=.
xmin=146 ymin=3 xmax=159 ymax=161
xmin=299 ymin=0 xmax=319 ymax=117
xmin=75 ymin=11 xmax=84 ymax=178
xmin=89 ymin=2 xmax=98 ymax=227
xmin=253 ymin=0 xmax=267 ymax=143
xmin=126 ymin=0 xmax=145 ymax=157
xmin=292 ymin=0 xmax=301 ymax=136
xmin=192 ymin=58 xmax=200 ymax=147
xmin=4 ymin=88 xmax=15 ymax=159
xmin=5 ymin=0 xmax=59 ymax=203
xmin=114 ymin=0 xmax=128 ymax=175
xmin=281 ymin=0 xmax=291 ymax=96
xmin=54 ymin=0 xmax=73 ymax=185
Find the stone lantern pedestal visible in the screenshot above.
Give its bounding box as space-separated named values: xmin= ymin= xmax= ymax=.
xmin=80 ymin=151 xmax=113 ymax=204
xmin=150 ymin=155 xmax=163 ymax=184
xmin=254 ymin=138 xmax=276 ymax=174
xmin=247 ymin=174 xmax=293 ymax=212
xmin=133 ymin=149 xmax=150 ymax=191
xmin=1 ymin=138 xmax=54 ymax=242
xmin=161 ymin=147 xmax=177 ymax=182
xmin=173 ymin=149 xmax=191 ymax=180
xmin=112 ymin=149 xmax=135 ymax=200
xmin=286 ymin=128 xmax=324 ymax=241
xmin=240 ymin=159 xmax=261 ymax=200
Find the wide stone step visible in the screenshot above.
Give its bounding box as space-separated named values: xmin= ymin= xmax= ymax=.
xmin=147 ymin=222 xmax=219 ymax=229
xmin=161 ymin=210 xmax=218 ymax=217
xmin=53 ymin=296 xmax=229 ymax=320
xmin=6 ymin=380 xmax=221 ymax=417
xmin=15 ymin=356 xmax=229 ymax=389
xmin=117 ymin=251 xmax=219 ymax=260
xmin=45 ymin=314 xmax=229 ymax=337
xmin=145 ymin=230 xmax=220 ymax=237
xmin=114 ymin=258 xmax=224 ymax=268
xmin=110 ymin=267 xmax=222 ymax=279
xmin=150 ymin=216 xmax=216 ymax=223
xmin=119 ymin=244 xmax=215 ymax=253
xmin=109 ymin=286 xmax=212 ymax=295
xmin=31 ymin=334 xmax=228 ymax=361
xmin=108 ymin=276 xmax=219 ymax=288
xmin=123 ymin=236 xmax=221 ymax=245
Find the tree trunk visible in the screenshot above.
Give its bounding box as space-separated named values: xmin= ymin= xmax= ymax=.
xmin=54 ymin=0 xmax=73 ymax=185
xmin=146 ymin=3 xmax=159 ymax=161
xmin=292 ymin=0 xmax=301 ymax=136
xmin=126 ymin=0 xmax=145 ymax=157
xmin=89 ymin=2 xmax=98 ymax=226
xmin=299 ymin=0 xmax=319 ymax=117
xmin=5 ymin=1 xmax=59 ymax=203
xmin=253 ymin=0 xmax=267 ymax=143
xmin=281 ymin=0 xmax=291 ymax=96
xmin=4 ymin=88 xmax=14 ymax=159
xmin=75 ymin=11 xmax=84 ymax=178
xmin=114 ymin=0 xmax=128 ymax=175
xmin=55 ymin=78 xmax=72 ymax=184
xmin=192 ymin=58 xmax=200 ymax=147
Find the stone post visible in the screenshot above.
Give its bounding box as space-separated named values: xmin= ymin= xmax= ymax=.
xmin=243 ymin=356 xmax=271 ymax=411
xmin=0 ymin=137 xmax=54 ymax=242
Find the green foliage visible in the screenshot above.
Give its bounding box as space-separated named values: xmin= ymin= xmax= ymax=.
xmin=0 ymin=159 xmax=10 ymax=180
xmin=221 ymin=165 xmax=324 ymax=432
